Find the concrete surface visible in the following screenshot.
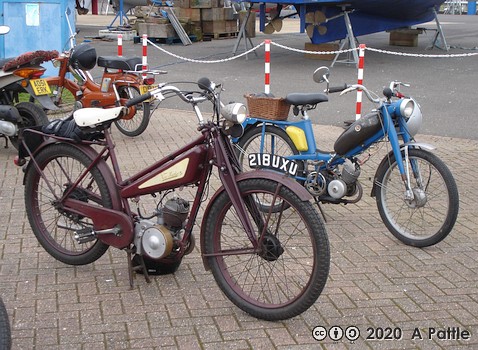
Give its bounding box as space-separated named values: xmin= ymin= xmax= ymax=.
xmin=0 ymin=11 xmax=477 ymax=350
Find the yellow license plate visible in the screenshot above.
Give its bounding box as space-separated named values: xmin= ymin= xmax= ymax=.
xmin=31 ymin=79 xmax=51 ymax=96
xmin=139 ymin=84 xmax=158 ymax=95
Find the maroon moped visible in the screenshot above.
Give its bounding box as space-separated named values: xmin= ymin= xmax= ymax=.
xmin=16 ymin=78 xmax=330 ymax=321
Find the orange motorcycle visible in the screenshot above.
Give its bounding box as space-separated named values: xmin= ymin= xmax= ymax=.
xmin=45 ymin=42 xmax=163 ymax=137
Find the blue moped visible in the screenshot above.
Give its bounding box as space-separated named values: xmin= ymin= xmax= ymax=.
xmin=234 ymin=66 xmax=459 ymax=247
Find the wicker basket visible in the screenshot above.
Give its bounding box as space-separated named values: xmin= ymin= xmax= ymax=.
xmin=245 ymin=94 xmax=290 ymax=120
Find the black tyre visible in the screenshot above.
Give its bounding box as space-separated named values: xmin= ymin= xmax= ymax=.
xmin=0 ymin=296 xmax=11 ymax=350
xmin=9 ymin=102 xmax=49 ymax=149
xmin=24 ymin=144 xmax=112 ymax=265
xmin=375 ymin=148 xmax=459 ymax=247
xmin=39 ymin=79 xmax=76 ymax=119
xmin=114 ymin=86 xmax=151 ymax=137
xmin=235 ymin=125 xmax=302 ymax=174
xmin=204 ymin=178 xmax=330 ymax=321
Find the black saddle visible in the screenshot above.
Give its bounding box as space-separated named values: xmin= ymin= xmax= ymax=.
xmin=97 ymin=56 xmax=142 ymax=71
xmin=285 ymin=93 xmax=328 ymax=106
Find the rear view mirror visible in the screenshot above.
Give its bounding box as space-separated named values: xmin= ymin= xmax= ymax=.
xmin=313 ymin=66 xmax=330 ymax=84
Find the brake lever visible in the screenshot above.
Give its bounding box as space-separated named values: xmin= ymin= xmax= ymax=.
xmin=340 ymin=86 xmax=357 ymax=96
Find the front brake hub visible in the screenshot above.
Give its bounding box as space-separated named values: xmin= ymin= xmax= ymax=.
xmin=260 ymin=234 xmax=284 ymax=261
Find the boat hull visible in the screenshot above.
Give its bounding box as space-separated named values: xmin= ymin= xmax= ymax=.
xmin=251 ymin=0 xmax=446 ymax=44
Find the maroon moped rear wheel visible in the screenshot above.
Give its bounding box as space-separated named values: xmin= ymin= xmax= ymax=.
xmin=24 ymin=144 xmax=112 ymax=265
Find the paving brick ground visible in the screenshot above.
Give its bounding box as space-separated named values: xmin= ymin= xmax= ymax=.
xmin=0 ymin=106 xmax=477 ymax=349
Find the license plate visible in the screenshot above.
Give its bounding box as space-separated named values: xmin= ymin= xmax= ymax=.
xmin=248 ymin=153 xmax=298 ymax=176
xmin=139 ymin=84 xmax=158 ymax=95
xmin=30 ymin=79 xmax=51 ymax=95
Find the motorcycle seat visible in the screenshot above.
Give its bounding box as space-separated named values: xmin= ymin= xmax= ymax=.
xmin=1 ymin=50 xmax=58 ymax=71
xmin=0 ymin=57 xmax=15 ymax=70
xmin=285 ymin=93 xmax=328 ymax=106
xmin=73 ymin=106 xmax=127 ymax=127
xmin=97 ymin=56 xmax=143 ymax=71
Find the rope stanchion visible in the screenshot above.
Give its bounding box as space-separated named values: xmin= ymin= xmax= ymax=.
xmin=142 ymin=34 xmax=148 ymax=79
xmin=117 ymin=34 xmax=123 ymax=57
xmin=264 ymin=39 xmax=271 ymax=94
xmin=356 ymin=44 xmax=366 ymax=120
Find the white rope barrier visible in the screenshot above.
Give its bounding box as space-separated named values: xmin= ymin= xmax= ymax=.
xmin=270 ymin=41 xmax=358 ymax=56
xmin=142 ymin=38 xmax=478 ymax=64
xmin=147 ymin=39 xmax=265 ymax=63
xmin=140 ymin=38 xmax=477 ymax=119
xmin=365 ymin=46 xmax=478 ymax=58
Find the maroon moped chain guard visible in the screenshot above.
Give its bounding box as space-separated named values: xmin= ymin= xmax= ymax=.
xmin=63 ymin=198 xmax=134 ymax=249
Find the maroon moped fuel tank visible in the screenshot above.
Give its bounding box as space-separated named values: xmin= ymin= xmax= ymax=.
xmin=121 ymin=144 xmax=209 ymax=198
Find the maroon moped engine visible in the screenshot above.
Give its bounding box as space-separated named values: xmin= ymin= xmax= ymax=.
xmin=133 ymin=197 xmax=189 ymax=261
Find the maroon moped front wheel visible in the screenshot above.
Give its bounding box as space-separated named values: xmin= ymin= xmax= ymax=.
xmin=204 ymin=178 xmax=330 ymax=321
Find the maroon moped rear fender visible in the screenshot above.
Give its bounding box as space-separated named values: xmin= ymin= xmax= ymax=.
xmin=23 ymin=140 xmax=122 ymax=211
xmin=199 ymin=169 xmax=313 ymax=270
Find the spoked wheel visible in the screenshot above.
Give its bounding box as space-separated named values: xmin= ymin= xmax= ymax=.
xmin=24 ymin=144 xmax=112 ymax=265
xmin=235 ymin=125 xmax=304 ymax=212
xmin=375 ymin=148 xmax=459 ymax=247
xmin=38 ymin=78 xmax=77 ymax=120
xmin=114 ymin=86 xmax=151 ymax=137
xmin=235 ymin=125 xmax=302 ymax=173
xmin=0 ymin=296 xmax=11 ymax=350
xmin=9 ymin=102 xmax=49 ymax=150
xmin=204 ymin=178 xmax=329 ymax=321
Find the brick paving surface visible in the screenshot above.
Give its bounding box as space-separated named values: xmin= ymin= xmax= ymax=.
xmin=1 ymin=106 xmax=477 ymax=349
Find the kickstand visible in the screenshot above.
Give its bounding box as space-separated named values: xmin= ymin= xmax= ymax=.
xmin=126 ymin=248 xmax=151 ymax=289
xmin=314 ymin=198 xmax=328 ymax=223
xmin=1 ymin=135 xmax=9 ymax=149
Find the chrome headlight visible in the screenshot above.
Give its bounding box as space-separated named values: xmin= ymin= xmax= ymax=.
xmin=399 ymin=98 xmax=414 ymax=118
xmin=400 ymin=98 xmax=422 ymax=136
xmin=221 ymin=103 xmax=247 ymax=124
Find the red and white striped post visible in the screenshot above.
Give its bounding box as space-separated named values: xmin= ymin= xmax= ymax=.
xmin=264 ymin=39 xmax=271 ymax=94
xmin=355 ymin=44 xmax=366 ymax=120
xmin=117 ymin=34 xmax=123 ymax=57
xmin=142 ymin=34 xmax=148 ymax=79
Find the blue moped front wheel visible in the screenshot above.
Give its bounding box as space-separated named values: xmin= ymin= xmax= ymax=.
xmin=375 ymin=148 xmax=459 ymax=247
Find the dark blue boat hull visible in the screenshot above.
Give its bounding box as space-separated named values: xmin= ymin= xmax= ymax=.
xmin=312 ymin=4 xmax=442 ymax=44
xmin=251 ymin=0 xmax=446 ymax=44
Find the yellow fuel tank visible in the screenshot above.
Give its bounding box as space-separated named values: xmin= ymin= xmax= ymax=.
xmin=286 ymin=126 xmax=308 ymax=152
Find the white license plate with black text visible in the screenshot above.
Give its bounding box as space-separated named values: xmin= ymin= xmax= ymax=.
xmin=248 ymin=153 xmax=298 ymax=176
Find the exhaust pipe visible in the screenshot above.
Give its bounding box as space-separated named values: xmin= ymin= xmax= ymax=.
xmin=0 ymin=105 xmax=20 ymax=136
xmin=0 ymin=120 xmax=17 ymax=136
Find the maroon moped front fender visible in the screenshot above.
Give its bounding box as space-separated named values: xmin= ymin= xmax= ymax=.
xmin=199 ymin=169 xmax=312 ymax=270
